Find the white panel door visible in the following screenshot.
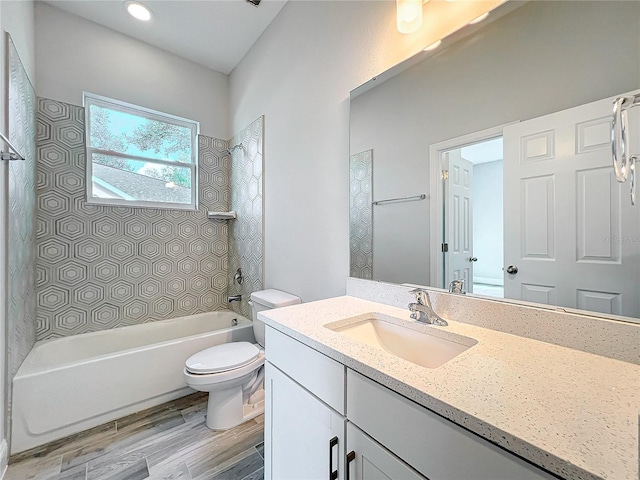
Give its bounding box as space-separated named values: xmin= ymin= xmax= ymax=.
xmin=445 ymin=151 xmax=474 ymax=292
xmin=345 ymin=423 xmax=426 ymax=480
xmin=503 ymin=92 xmax=640 ymax=317
xmin=265 ymin=362 xmax=346 ymax=480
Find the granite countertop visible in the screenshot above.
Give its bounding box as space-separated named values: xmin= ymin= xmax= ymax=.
xmin=259 ymin=295 xmax=640 ymax=480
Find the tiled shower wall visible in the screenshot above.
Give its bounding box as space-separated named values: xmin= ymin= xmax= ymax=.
xmin=6 ymin=35 xmax=37 ymax=434
xmin=35 ymin=98 xmax=232 ymax=339
xmin=227 ymin=117 xmax=264 ymax=318
xmin=349 ymin=149 xmax=373 ymax=280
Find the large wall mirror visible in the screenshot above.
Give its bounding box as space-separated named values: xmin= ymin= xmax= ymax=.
xmin=349 ymin=0 xmax=640 ymax=323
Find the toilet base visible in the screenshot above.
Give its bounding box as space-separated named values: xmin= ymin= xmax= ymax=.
xmin=205 ymin=387 xmax=265 ymax=431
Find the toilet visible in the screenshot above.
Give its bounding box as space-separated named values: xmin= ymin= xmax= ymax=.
xmin=184 ymin=289 xmax=301 ymax=430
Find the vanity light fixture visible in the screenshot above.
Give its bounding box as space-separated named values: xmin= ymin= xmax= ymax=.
xmin=469 ymin=12 xmax=489 ymax=25
xmin=396 ymin=0 xmax=423 ymax=34
xmin=423 ymin=40 xmax=442 ymax=51
xmin=125 ymin=1 xmax=153 ymax=21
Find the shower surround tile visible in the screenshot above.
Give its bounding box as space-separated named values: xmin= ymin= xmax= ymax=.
xmin=227 ymin=117 xmax=264 ymax=318
xmin=6 ymin=33 xmax=37 ymax=443
xmin=349 ymin=149 xmax=373 ymax=280
xmin=36 ymin=98 xmax=231 ymax=339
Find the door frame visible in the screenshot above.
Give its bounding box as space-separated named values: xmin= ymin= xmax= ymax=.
xmin=428 ymin=123 xmax=516 ymax=289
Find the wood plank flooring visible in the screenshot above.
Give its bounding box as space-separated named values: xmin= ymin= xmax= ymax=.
xmin=6 ymin=393 xmax=264 ymax=480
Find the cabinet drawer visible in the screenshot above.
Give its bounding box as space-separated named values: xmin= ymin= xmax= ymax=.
xmin=347 ymin=370 xmax=556 ymax=480
xmin=266 ymin=326 xmax=345 ymax=414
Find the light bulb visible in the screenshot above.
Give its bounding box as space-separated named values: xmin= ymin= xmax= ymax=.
xmin=125 ymin=1 xmax=152 ymax=21
xmin=396 ymin=0 xmax=423 ymax=34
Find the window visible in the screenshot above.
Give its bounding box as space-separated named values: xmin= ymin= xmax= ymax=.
xmin=84 ymin=92 xmax=199 ymax=210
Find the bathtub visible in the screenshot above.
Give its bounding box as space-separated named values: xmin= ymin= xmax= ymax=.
xmin=11 ymin=310 xmax=254 ymax=454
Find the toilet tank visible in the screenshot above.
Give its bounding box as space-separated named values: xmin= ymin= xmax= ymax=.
xmin=250 ymin=289 xmax=301 ymax=346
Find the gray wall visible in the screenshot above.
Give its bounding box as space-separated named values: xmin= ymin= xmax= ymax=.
xmin=36 ymin=98 xmax=231 ymax=339
xmin=472 ymin=161 xmax=503 ymax=285
xmin=34 ymin=2 xmax=229 ymax=140
xmin=229 ymin=0 xmax=504 ymax=304
xmin=350 ymin=1 xmax=640 ymax=286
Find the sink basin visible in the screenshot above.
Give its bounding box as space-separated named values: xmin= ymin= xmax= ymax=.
xmin=325 ymin=313 xmax=476 ymax=369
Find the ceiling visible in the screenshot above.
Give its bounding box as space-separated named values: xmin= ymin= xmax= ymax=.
xmin=43 ymin=0 xmax=288 ymax=74
xmin=461 ymin=137 xmax=503 ymax=165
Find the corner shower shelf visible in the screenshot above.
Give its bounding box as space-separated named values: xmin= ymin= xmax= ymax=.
xmin=207 ymin=211 xmax=237 ymax=220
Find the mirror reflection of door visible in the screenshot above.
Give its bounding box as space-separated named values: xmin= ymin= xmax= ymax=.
xmin=441 ymin=137 xmax=504 ymax=298
xmin=503 ymin=92 xmax=640 ymax=317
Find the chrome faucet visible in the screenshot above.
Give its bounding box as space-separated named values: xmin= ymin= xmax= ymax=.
xmin=448 ymin=279 xmax=466 ymax=295
xmin=228 ymin=294 xmax=242 ymax=303
xmin=408 ymin=288 xmax=448 ymax=326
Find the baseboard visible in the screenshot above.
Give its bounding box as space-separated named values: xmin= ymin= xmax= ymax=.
xmin=0 ymin=439 xmax=8 ymax=479
xmin=474 ymin=277 xmax=503 ymax=286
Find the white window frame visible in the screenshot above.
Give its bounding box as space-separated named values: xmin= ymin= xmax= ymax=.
xmin=83 ymin=92 xmax=200 ymax=210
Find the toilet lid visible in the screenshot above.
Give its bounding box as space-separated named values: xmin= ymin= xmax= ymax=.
xmin=185 ymin=342 xmax=260 ymax=374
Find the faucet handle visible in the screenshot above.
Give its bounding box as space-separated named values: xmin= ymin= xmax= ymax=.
xmin=409 ymin=288 xmax=430 ymax=305
xmin=408 ymin=302 xmax=419 ymax=320
xmin=448 ymin=280 xmax=466 ymax=294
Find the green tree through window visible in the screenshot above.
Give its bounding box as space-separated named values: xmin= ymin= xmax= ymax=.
xmin=85 ymin=93 xmax=198 ymax=208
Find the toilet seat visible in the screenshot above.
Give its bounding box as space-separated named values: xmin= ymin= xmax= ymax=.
xmin=184 ymin=350 xmax=265 ymax=388
xmin=185 ymin=342 xmax=260 ymax=374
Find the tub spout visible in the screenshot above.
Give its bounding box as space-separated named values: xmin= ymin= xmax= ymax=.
xmin=228 ymin=294 xmax=242 ymax=303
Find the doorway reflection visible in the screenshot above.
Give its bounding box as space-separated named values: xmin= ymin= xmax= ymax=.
xmin=442 ymin=136 xmax=504 ymax=298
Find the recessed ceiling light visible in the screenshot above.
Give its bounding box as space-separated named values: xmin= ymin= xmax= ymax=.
xmin=469 ymin=12 xmax=489 ymax=25
xmin=423 ymin=40 xmax=442 ymax=51
xmin=125 ymin=1 xmax=152 ymax=21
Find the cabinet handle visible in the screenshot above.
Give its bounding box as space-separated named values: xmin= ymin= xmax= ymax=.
xmin=329 ymin=436 xmax=338 ymax=480
xmin=346 ymin=451 xmax=356 ymax=480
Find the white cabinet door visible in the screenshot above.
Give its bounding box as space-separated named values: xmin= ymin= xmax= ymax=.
xmin=265 ymin=362 xmax=346 ymax=480
xmin=503 ymin=91 xmax=640 ymax=316
xmin=345 ymin=423 xmax=426 ymax=480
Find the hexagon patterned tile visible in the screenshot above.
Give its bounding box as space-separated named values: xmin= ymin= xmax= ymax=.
xmin=7 ymin=34 xmax=37 ymax=444
xmin=349 ymin=150 xmax=373 ymax=280
xmin=35 ymin=98 xmax=232 ymax=339
xmin=227 ymin=117 xmax=264 ymax=318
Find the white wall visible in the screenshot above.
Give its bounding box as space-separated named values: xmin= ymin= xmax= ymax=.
xmin=473 ymin=160 xmax=503 ymax=285
xmin=229 ymin=0 xmax=501 ymax=302
xmin=2 ymin=1 xmax=35 ymax=82
xmin=0 ymin=1 xmax=6 ymax=463
xmin=0 ymin=0 xmax=35 ymax=470
xmin=35 ymin=2 xmax=229 ymax=139
xmin=350 ymin=1 xmax=640 ymax=286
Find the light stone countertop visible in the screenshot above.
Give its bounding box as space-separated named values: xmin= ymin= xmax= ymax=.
xmin=259 ymin=295 xmax=640 ymax=480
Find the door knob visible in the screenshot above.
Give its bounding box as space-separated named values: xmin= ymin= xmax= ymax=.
xmin=469 ymin=257 xmax=478 ymax=262
xmin=506 ymin=265 xmax=518 ymax=274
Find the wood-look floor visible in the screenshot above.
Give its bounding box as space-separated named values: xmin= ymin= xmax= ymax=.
xmin=6 ymin=393 xmax=265 ymax=480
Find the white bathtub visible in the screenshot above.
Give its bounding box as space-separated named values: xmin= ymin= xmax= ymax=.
xmin=11 ymin=310 xmax=254 ymax=454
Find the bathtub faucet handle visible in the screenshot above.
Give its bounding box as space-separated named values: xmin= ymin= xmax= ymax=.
xmin=234 ymin=268 xmax=244 ymax=285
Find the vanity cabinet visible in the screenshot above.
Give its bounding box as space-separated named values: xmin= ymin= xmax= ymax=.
xmin=265 ymin=326 xmax=556 ymax=480
xmin=345 ymin=423 xmax=425 ymax=480
xmin=265 ymin=326 xmax=347 ymax=480
xmin=265 ymin=363 xmax=345 ymax=480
